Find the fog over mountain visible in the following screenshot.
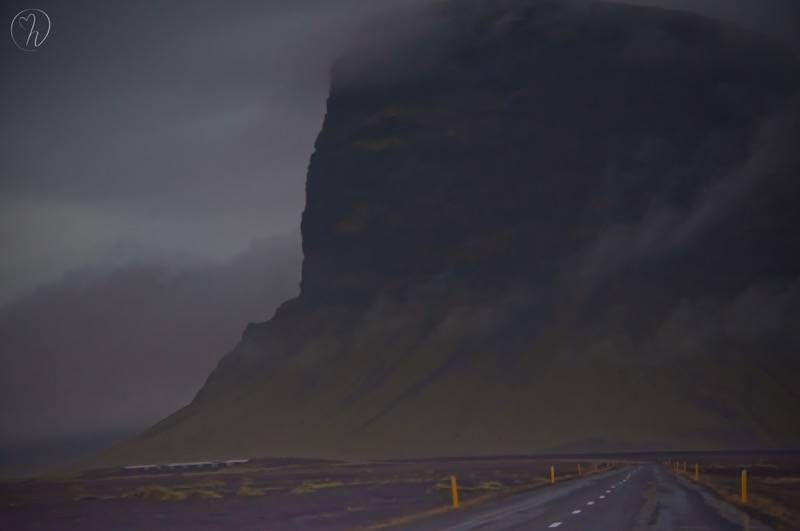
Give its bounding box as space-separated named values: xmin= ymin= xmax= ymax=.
xmin=91 ymin=0 xmax=800 ymax=466
xmin=1 ymin=0 xmax=798 ymax=476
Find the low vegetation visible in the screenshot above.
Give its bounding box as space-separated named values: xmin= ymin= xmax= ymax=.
xmin=674 ymin=460 xmax=800 ymax=531
xmin=236 ymin=478 xmax=284 ymax=497
xmin=291 ymin=480 xmax=344 ymax=494
xmin=120 ymin=483 xmax=224 ymax=501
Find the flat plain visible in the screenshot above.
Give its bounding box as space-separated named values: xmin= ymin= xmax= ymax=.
xmin=0 ymin=456 xmax=612 ymax=530
xmin=1 ymin=453 xmax=797 ymax=530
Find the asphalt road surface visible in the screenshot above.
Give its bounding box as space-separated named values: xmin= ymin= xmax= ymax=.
xmin=414 ymin=465 xmax=772 ymax=531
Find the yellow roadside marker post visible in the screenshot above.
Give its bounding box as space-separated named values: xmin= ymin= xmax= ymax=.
xmin=550 ymin=466 xmax=555 ymax=484
xmin=694 ymin=464 xmax=700 ymax=481
xmin=450 ymin=476 xmax=460 ymax=509
xmin=741 ymin=470 xmax=748 ymax=504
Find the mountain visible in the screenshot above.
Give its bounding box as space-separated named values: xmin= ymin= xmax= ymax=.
xmin=96 ymin=0 xmax=800 ymax=465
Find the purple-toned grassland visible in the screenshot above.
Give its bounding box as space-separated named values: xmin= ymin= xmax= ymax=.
xmin=0 ymin=457 xmax=614 ymax=530
xmin=671 ymin=455 xmax=800 ymax=531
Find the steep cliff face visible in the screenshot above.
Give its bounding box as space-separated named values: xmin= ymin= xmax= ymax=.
xmin=103 ymin=0 xmax=800 ymax=463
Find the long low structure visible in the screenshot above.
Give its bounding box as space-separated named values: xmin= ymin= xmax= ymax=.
xmin=121 ymin=459 xmax=250 ymax=473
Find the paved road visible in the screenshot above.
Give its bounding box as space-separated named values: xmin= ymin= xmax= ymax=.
xmin=414 ymin=464 xmax=772 ymax=531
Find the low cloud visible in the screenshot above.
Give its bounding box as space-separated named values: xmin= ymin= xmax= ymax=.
xmin=573 ymin=100 xmax=800 ymax=294
xmin=0 ymin=233 xmax=300 ymax=473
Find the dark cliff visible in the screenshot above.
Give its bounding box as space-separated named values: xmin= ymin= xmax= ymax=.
xmin=100 ymin=0 xmax=800 ymax=464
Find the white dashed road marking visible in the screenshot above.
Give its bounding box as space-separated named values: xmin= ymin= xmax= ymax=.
xmin=599 ymin=495 xmax=606 ymax=499
xmin=587 ymin=501 xmax=595 ymax=506
xmin=572 ymin=509 xmax=582 ymax=514
xmin=548 ymin=522 xmax=562 ymax=528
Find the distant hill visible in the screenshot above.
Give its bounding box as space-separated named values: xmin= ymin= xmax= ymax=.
xmin=94 ymin=0 xmax=800 ymax=466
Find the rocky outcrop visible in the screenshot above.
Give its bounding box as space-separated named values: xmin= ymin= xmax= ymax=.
xmin=100 ymin=0 xmax=800 ymax=464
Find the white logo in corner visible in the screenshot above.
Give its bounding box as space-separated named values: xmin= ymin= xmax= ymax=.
xmin=11 ymin=9 xmax=51 ymax=51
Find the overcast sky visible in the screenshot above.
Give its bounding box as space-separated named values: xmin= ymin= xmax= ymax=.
xmin=0 ymin=0 xmax=798 ymax=475
xmin=0 ymin=0 xmax=393 ymax=304
xmin=1 ymin=0 xmax=798 ymax=303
